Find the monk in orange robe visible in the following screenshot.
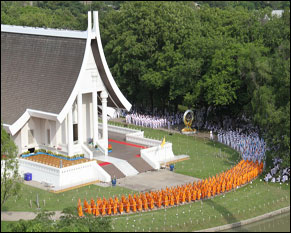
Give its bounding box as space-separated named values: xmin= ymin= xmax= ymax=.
xmin=125 ymin=201 xmax=130 ymax=213
xmin=119 ymin=202 xmax=124 ymax=214
xmin=113 ymin=202 xmax=118 ymax=215
xmin=132 ymin=200 xmax=137 ymax=212
xmin=187 ymin=191 xmax=191 ymax=202
xmin=197 ymin=189 xmax=201 ymax=200
xmin=92 ymin=203 xmax=96 ymax=215
xmin=78 ymin=205 xmax=84 ymax=217
xmin=157 ymin=197 xmax=162 ymax=208
xmin=181 ymin=192 xmax=186 ymax=203
xmin=192 ymin=190 xmax=197 ymax=201
xmin=164 ymin=195 xmax=169 ymax=207
xmin=106 ymin=204 xmax=111 ymax=215
xmin=221 ymin=182 xmax=226 ymax=193
xmin=94 ymin=205 xmax=99 ymax=216
xmin=143 ymin=198 xmax=148 ymax=210
xmin=87 ymin=205 xmax=92 ymax=215
xmin=150 ymin=198 xmax=155 ymax=209
xmin=137 ymin=199 xmax=143 ymax=211
xmin=101 ymin=204 xmax=106 ymax=216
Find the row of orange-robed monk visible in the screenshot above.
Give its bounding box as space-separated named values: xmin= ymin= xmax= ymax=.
xmin=78 ymin=159 xmax=263 ymax=217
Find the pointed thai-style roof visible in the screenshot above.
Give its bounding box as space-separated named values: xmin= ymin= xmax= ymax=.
xmin=1 ymin=28 xmax=86 ymax=126
xmin=1 ymin=11 xmax=131 ymax=134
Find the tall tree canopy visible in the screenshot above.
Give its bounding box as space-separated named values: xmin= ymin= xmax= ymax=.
xmin=1 ymin=1 xmax=290 ymax=166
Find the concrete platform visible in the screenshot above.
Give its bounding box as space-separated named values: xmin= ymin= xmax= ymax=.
xmin=116 ymin=169 xmax=201 ymax=192
xmin=99 ymin=132 xmax=155 ymax=177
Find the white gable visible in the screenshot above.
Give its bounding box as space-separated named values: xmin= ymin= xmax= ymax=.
xmin=79 ymin=46 xmax=106 ymax=94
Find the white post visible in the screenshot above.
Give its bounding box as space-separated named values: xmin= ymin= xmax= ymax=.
xmin=67 ymin=107 xmax=73 ymax=157
xmin=77 ymin=93 xmax=83 ymax=145
xmin=55 ymin=121 xmax=61 ymax=149
xmin=92 ymin=91 xmax=98 ymax=146
xmin=101 ymin=91 xmax=108 ymax=155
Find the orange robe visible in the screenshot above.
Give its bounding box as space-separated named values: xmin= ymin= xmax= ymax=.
xmin=101 ymin=204 xmax=106 ymax=216
xmin=113 ymin=203 xmax=118 ymax=215
xmin=87 ymin=205 xmax=92 ymax=215
xmin=150 ymin=198 xmax=155 ymax=209
xmin=143 ymin=198 xmax=148 ymax=210
xmin=126 ymin=202 xmax=130 ymax=213
xmin=192 ymin=190 xmax=197 ymax=201
xmin=78 ymin=205 xmax=84 ymax=217
xmin=138 ymin=199 xmax=143 ymax=211
xmin=164 ymin=195 xmax=169 ymax=207
xmin=132 ymin=200 xmax=137 ymax=212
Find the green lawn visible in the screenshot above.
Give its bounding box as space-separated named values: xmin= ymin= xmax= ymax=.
xmin=1 ymin=184 xmax=134 ymax=212
xmin=1 ymin=122 xmax=290 ymax=232
xmin=110 ymin=121 xmax=240 ymax=178
xmin=110 ymin=179 xmax=290 ymax=232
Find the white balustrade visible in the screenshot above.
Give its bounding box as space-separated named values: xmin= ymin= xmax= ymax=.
xmin=18 ymin=157 xmax=111 ymax=190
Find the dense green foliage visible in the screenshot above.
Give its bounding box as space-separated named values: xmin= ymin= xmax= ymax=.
xmin=196 ymin=1 xmax=290 ymax=10
xmin=1 ymin=124 xmax=22 ymax=207
xmin=8 ymin=208 xmax=112 ymax=232
xmin=1 ymin=1 xmax=289 ymax=166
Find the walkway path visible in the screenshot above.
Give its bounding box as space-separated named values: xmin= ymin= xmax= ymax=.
xmin=1 ymin=211 xmax=63 ymax=221
xmin=109 ymin=118 xmax=215 ymax=140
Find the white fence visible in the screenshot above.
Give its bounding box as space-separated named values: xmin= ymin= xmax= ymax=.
xmin=18 ymin=158 xmax=111 ymax=189
xmin=126 ymin=134 xmax=161 ymax=147
xmin=99 ymin=123 xmax=142 ymax=135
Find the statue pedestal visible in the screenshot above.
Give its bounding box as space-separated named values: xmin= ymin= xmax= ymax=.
xmin=181 ymin=128 xmax=197 ymax=135
xmin=181 ymin=131 xmax=196 ymax=135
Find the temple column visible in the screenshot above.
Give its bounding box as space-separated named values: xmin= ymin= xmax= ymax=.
xmin=92 ymin=91 xmax=98 ymax=146
xmin=101 ymin=91 xmax=108 ymax=155
xmin=77 ymin=93 xmax=83 ymax=145
xmin=67 ymin=107 xmax=73 ymax=157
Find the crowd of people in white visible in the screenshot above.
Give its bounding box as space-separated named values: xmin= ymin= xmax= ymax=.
xmin=124 ymin=110 xmax=184 ymax=129
xmin=217 ymin=129 xmax=266 ymax=164
xmin=121 ymin=108 xmax=289 ymax=183
xmin=216 ymin=128 xmax=289 ymax=183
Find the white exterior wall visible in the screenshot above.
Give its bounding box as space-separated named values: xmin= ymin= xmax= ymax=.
xmin=140 ymin=143 xmax=175 ymax=170
xmin=18 ymin=158 xmax=111 ymax=188
xmin=15 ymin=117 xmax=59 ymax=154
xmin=80 ymin=47 xmax=105 ymax=93
xmin=12 ymin=130 xmax=22 ymax=154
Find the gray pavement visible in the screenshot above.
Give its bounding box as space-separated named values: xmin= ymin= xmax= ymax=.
xmin=116 ymin=169 xmax=201 ymax=192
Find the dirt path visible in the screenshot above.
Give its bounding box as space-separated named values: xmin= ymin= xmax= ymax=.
xmin=1 ymin=211 xmax=63 ymax=221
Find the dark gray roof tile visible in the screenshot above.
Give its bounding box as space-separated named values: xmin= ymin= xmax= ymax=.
xmin=1 ymin=32 xmax=86 ymax=125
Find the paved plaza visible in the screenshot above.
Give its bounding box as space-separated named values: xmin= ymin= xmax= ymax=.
xmin=115 ymin=169 xmax=201 ymax=192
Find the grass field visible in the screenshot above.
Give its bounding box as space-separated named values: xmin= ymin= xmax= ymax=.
xmin=109 ymin=179 xmax=289 ymax=232
xmin=1 ymin=183 xmax=134 ymax=212
xmin=110 ymin=121 xmax=241 ymax=178
xmin=1 ymin=122 xmax=290 ymax=232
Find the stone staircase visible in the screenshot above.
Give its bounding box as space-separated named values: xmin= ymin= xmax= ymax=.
xmin=100 ymin=163 xmax=125 ymax=179
xmin=94 ymin=155 xmax=139 ymax=177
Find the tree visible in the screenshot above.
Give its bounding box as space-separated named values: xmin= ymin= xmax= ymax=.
xmin=9 ymin=208 xmax=112 ymax=232
xmin=102 ymin=1 xmax=202 ymax=111
xmin=1 ymin=123 xmax=22 ymax=207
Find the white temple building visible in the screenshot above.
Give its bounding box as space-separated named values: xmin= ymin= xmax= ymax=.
xmin=1 ymin=11 xmax=189 ymax=190
xmin=1 ymin=11 xmax=131 ymax=159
